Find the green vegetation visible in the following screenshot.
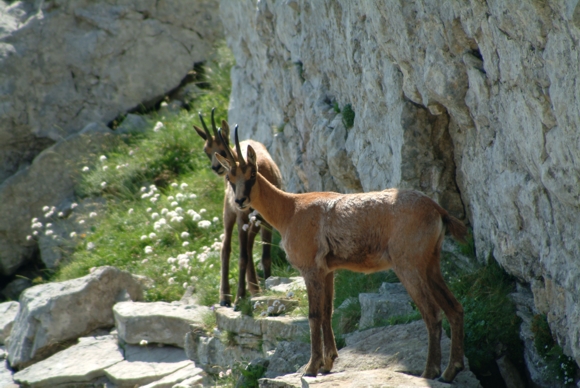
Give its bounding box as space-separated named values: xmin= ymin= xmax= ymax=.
xmin=236 ymin=361 xmax=268 ymax=388
xmin=333 ymin=101 xmax=340 ymax=113
xmin=532 ymin=314 xmax=577 ymax=385
xmin=332 ymin=270 xmax=399 ymax=348
xmin=442 ymin=254 xmax=523 ymax=379
xmin=50 ymin=42 xmax=240 ymax=305
xmin=341 ymin=103 xmax=355 ymax=129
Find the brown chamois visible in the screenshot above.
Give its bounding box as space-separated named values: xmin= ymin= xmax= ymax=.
xmin=214 ymin=126 xmax=468 ymax=383
xmin=193 ymin=109 xmax=283 ymax=307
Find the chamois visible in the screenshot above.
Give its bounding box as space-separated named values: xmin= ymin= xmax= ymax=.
xmin=193 ymin=110 xmax=282 ymax=307
xmin=215 ymin=126 xmax=468 ymax=383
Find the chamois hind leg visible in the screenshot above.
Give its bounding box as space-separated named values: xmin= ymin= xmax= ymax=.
xmin=427 ymin=265 xmax=465 ymax=383
xmin=320 ymin=271 xmax=338 ymax=374
xmin=396 ymin=268 xmax=443 ymax=379
xmin=245 ymin=222 xmax=261 ymax=295
xmin=303 ymin=270 xmax=326 ymax=377
xmin=219 ymin=206 xmax=236 ymax=307
xmin=259 ymin=224 xmax=273 ymax=280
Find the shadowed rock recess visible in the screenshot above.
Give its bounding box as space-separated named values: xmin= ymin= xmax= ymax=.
xmin=220 ymin=0 xmax=580 ymax=376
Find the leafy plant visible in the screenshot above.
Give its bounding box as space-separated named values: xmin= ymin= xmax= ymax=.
xmin=341 ymin=103 xmax=355 ymax=129
xmin=221 ymin=330 xmax=238 ymax=347
xmin=236 ymin=360 xmax=268 ymax=388
xmin=532 ymin=314 xmax=577 ymax=385
xmin=443 ymin=255 xmax=523 ymax=377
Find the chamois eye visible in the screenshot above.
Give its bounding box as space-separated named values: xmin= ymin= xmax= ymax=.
xmin=219 ymin=151 xmax=227 ymax=157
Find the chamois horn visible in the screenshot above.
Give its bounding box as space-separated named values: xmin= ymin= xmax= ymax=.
xmin=198 ymin=112 xmax=212 ymax=141
xmin=234 ymin=124 xmax=246 ymax=167
xmin=217 ymin=128 xmax=236 ymax=165
xmin=210 ymin=108 xmax=219 ymax=138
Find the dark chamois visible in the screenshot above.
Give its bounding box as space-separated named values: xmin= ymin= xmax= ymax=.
xmin=193 ymin=110 xmax=282 ymax=307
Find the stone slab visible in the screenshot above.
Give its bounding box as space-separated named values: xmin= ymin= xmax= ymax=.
xmin=7 ymin=266 xmax=144 ymax=369
xmin=114 ymin=301 xmax=210 ymax=348
xmin=0 ymin=301 xmax=19 ymax=345
xmin=13 ymin=335 xmax=123 ymax=388
xmin=104 ymin=344 xmax=191 ymax=387
xmin=140 ymin=363 xmax=204 ymax=388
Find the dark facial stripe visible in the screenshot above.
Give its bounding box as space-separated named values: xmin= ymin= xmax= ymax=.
xmin=242 ymin=176 xmax=256 ymax=201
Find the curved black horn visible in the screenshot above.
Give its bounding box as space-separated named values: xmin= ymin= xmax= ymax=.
xmin=234 ymin=125 xmax=246 ymax=167
xmin=210 ymin=108 xmax=219 ymax=138
xmin=218 ymin=128 xmax=236 ymax=164
xmin=198 ymin=112 xmax=212 ymax=140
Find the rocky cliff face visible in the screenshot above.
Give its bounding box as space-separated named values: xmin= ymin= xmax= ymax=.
xmin=220 ymin=0 xmax=580 ymax=368
xmin=0 ymin=0 xmax=222 ymax=275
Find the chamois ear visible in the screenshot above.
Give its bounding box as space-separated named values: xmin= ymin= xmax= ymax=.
xmin=193 ymin=125 xmax=208 ymax=140
xmin=215 ymin=152 xmax=232 ymax=171
xmin=246 ymin=145 xmax=258 ymax=170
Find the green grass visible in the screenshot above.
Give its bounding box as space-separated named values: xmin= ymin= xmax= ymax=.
xmin=51 ymin=42 xmax=240 ymax=305
xmin=443 ymin=254 xmax=523 ymax=378
xmin=532 ymin=314 xmax=577 ymax=385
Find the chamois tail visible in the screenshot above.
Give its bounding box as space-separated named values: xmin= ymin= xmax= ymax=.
xmin=442 ymin=213 xmax=468 ymax=244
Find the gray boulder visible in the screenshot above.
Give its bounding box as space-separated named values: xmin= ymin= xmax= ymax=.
xmin=0 ymin=0 xmax=222 ymax=276
xmin=1 ymin=358 xmax=17 ymax=388
xmin=264 ymin=341 xmax=310 ymax=379
xmin=0 ymin=301 xmax=19 ymax=344
xmin=6 ymin=266 xmax=144 ymax=369
xmin=12 ymin=335 xmax=124 ymax=388
xmin=0 ymin=122 xmax=114 ymax=276
xmin=358 ymin=282 xmax=415 ymax=330
xmin=114 ymin=301 xmax=210 ymax=348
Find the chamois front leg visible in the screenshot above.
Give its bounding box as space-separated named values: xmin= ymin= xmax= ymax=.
xmin=303 ymin=270 xmax=326 ymax=377
xmin=219 ymin=206 xmax=236 ymax=307
xmin=320 ymin=271 xmax=338 ymax=374
xmin=234 ymin=220 xmax=250 ymax=309
xmin=245 ymin=222 xmax=261 ymax=295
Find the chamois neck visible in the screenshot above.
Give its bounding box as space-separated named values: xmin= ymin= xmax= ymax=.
xmin=251 ymin=173 xmax=295 ymax=234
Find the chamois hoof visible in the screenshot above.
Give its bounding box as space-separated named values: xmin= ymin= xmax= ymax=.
xmin=420 ymin=368 xmax=441 ymax=380
xmin=439 ymin=363 xmax=464 ymax=384
xmin=219 ymin=300 xmax=231 ymax=307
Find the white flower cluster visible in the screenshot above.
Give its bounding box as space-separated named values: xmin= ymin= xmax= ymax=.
xmin=242 ymin=209 xmax=262 ymax=231
xmin=257 ymin=299 xmax=286 ymax=317
xmin=218 ymin=369 xmax=232 ymax=379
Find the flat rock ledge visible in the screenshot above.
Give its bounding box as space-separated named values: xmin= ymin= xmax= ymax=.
xmin=12 ymin=334 xmax=203 ymax=388
xmin=260 ymin=320 xmax=481 ymax=388
xmin=185 ymin=305 xmax=309 ymax=373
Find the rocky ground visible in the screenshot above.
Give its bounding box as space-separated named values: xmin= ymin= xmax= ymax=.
xmin=0 ymin=266 xmax=485 ymax=388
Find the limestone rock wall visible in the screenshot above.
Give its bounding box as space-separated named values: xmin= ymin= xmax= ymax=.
xmin=220 ymin=0 xmax=580 ymax=366
xmin=0 ymin=0 xmax=222 ymax=275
